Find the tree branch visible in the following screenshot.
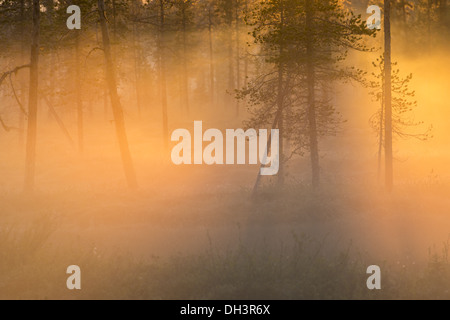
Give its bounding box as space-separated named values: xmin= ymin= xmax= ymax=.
xmin=9 ymin=73 xmax=28 ymax=117
xmin=0 ymin=64 xmax=30 ymax=88
xmin=0 ymin=115 xmax=19 ymax=132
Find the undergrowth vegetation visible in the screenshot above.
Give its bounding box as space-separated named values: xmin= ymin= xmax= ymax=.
xmin=1 ymin=216 xmax=450 ymax=300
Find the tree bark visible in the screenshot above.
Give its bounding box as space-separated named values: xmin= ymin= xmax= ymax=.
xmin=133 ymin=22 xmax=142 ymax=116
xmin=252 ymin=3 xmax=287 ymax=194
xmin=226 ymin=5 xmax=235 ymax=108
xmin=112 ymin=0 xmax=117 ymax=41
xmin=208 ymin=5 xmax=215 ymax=107
xmin=75 ymin=30 xmax=84 ymax=153
xmin=24 ymin=0 xmax=40 ymax=193
xmin=43 ymin=96 xmax=75 ymax=147
xmin=181 ymin=6 xmax=190 ymax=115
xmin=98 ymin=0 xmax=138 ymax=189
xmin=18 ymin=0 xmax=27 ymax=147
xmin=235 ymin=0 xmax=240 ymax=117
xmin=158 ymin=0 xmax=169 ymax=153
xmin=243 ymin=0 xmax=248 ymax=88
xmin=276 ymin=6 xmax=286 ymax=186
xmin=384 ymin=0 xmax=393 ymax=192
xmin=377 ymin=82 xmax=384 ymax=183
xmin=306 ymin=0 xmax=320 ymax=189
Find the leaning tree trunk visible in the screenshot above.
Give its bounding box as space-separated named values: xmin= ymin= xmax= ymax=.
xmin=305 ymin=0 xmax=320 ymax=189
xmin=24 ymin=0 xmax=40 ymax=193
xmin=384 ymin=0 xmax=393 ymax=192
xmin=98 ymin=0 xmax=138 ymax=189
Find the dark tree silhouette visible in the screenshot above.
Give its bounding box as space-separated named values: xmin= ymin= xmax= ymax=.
xmin=98 ymin=0 xmax=138 ymax=189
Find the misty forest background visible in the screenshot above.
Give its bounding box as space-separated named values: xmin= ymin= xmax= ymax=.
xmin=0 ymin=0 xmax=450 ymax=299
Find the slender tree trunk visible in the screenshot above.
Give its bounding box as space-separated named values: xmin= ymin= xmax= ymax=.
xmin=98 ymin=0 xmax=138 ymax=189
xmin=208 ymin=6 xmax=215 ymax=107
xmin=252 ymin=114 xmax=279 ymax=197
xmin=277 ymin=74 xmax=284 ymax=186
xmin=133 ymin=22 xmax=142 ymax=116
xmin=227 ymin=9 xmax=235 ymax=108
xmin=181 ymin=7 xmax=190 ymax=115
xmin=235 ymin=0 xmax=240 ymax=116
xmin=75 ymin=30 xmax=84 ymax=153
xmin=276 ymin=7 xmax=286 ymax=186
xmin=18 ymin=0 xmax=27 ymax=147
xmin=112 ymin=0 xmax=117 ymax=41
xmin=377 ymin=84 xmax=384 ymax=183
xmin=384 ymin=0 xmax=393 ymax=192
xmin=305 ymin=0 xmax=320 ymax=189
xmin=253 ymin=4 xmax=287 ymax=193
xmin=24 ymin=0 xmax=40 ymax=193
xmin=243 ymin=0 xmax=248 ymax=87
xmin=158 ymin=0 xmax=169 ymax=152
xmin=44 ymin=0 xmax=55 ymax=121
xmin=43 ymin=96 xmax=75 ymax=147
xmin=427 ymin=0 xmax=432 ymax=50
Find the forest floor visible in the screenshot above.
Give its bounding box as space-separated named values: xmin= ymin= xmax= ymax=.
xmin=1 ymin=118 xmax=450 ymax=299
xmin=1 ymin=160 xmax=450 ymax=299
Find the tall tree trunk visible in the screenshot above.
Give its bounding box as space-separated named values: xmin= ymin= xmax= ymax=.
xmin=377 ymin=81 xmax=384 ymax=183
xmin=45 ymin=0 xmax=55 ymax=123
xmin=427 ymin=0 xmax=432 ymax=50
xmin=384 ymin=0 xmax=393 ymax=192
xmin=252 ymin=114 xmax=280 ymax=197
xmin=235 ymin=0 xmax=240 ymax=117
xmin=24 ymin=0 xmax=40 ymax=193
xmin=158 ymin=0 xmax=169 ymax=153
xmin=277 ymin=67 xmax=284 ymax=186
xmin=243 ymin=0 xmax=248 ymax=88
xmin=276 ymin=6 xmax=286 ymax=186
xmin=112 ymin=0 xmax=117 ymax=41
xmin=208 ymin=5 xmax=215 ymax=107
xmin=98 ymin=0 xmax=138 ymax=189
xmin=18 ymin=0 xmax=27 ymax=147
xmin=181 ymin=7 xmax=190 ymax=115
xmin=252 ymin=3 xmax=286 ymax=193
xmin=75 ymin=30 xmax=84 ymax=153
xmin=133 ymin=22 xmax=142 ymax=116
xmin=226 ymin=8 xmax=235 ymax=109
xmin=305 ymin=0 xmax=320 ymax=189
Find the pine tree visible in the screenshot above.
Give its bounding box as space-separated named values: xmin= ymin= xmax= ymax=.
xmin=241 ymin=0 xmax=375 ymax=191
xmin=368 ymin=55 xmax=433 ymax=182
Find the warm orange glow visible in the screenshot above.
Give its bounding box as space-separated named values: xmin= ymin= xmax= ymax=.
xmin=0 ymin=0 xmax=450 ymax=300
